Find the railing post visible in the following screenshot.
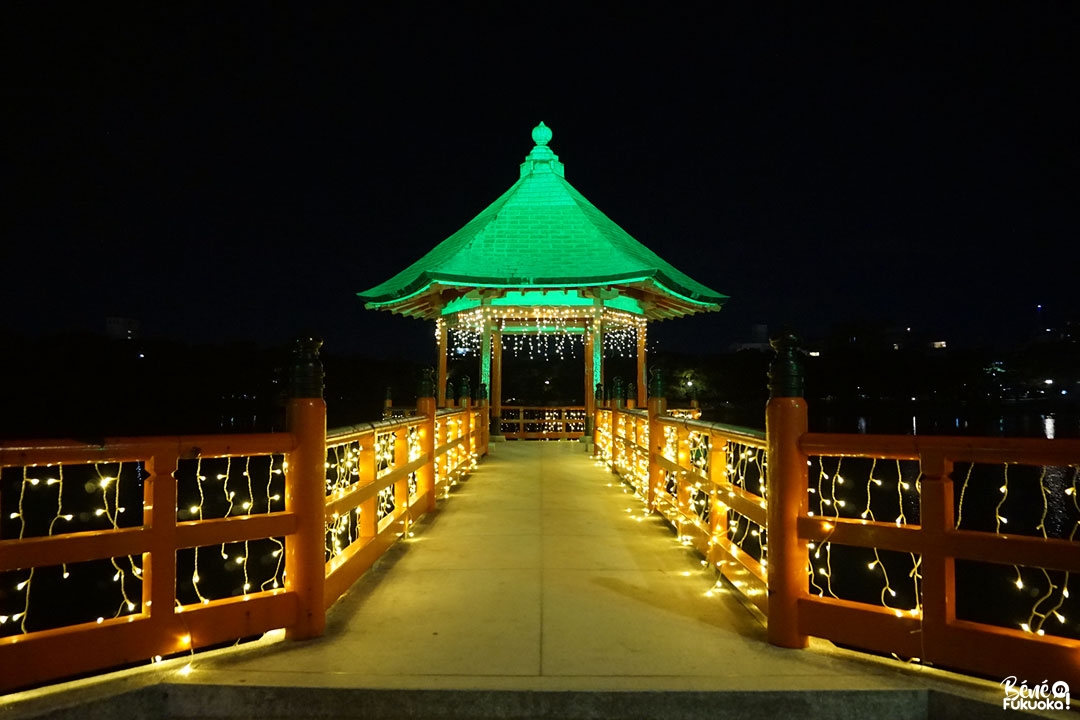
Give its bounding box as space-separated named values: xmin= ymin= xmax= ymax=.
xmin=459 ymin=375 xmax=472 ymax=461
xmin=393 ymin=423 xmax=408 ymax=529
xmin=417 ymin=370 xmax=437 ymax=511
xmin=707 ymin=431 xmax=729 ymax=570
xmin=919 ymin=452 xmax=955 ymax=663
xmin=596 ymin=382 xmax=604 ymax=451
xmin=285 ymin=335 xmax=327 ymax=640
xmin=477 ymin=382 xmax=489 ymax=456
xmin=610 ymin=391 xmax=621 ymax=474
xmin=766 ymin=333 xmax=809 ymax=649
xmin=647 ymin=369 xmax=667 ymax=512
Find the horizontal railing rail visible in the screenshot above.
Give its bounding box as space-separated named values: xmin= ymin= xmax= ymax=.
xmin=499 ymin=406 xmax=586 ymax=440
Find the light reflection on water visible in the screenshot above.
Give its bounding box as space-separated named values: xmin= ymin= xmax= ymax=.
xmin=1043 ymin=464 xmax=1069 ymax=538
xmin=832 ymin=409 xmax=1079 ymax=439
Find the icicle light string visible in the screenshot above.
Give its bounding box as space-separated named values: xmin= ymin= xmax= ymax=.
xmin=806 ymin=457 xmax=922 ymax=611
xmin=179 ymin=454 xmax=285 ymax=604
xmin=440 ymin=307 xmax=646 ymax=360
xmin=325 ymin=442 xmax=361 ymax=560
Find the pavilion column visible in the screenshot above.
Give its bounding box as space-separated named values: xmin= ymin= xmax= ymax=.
xmin=584 ymin=319 xmax=596 ymax=432
xmin=480 ymin=316 xmax=492 ymax=401
xmin=593 ymin=301 xmax=604 ymax=399
xmin=437 ymin=319 xmax=448 ymax=407
xmin=492 ymin=329 xmax=503 ymax=436
xmin=636 ymin=322 xmax=647 ymax=407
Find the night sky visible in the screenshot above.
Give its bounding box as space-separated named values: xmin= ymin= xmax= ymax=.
xmin=4 ymin=3 xmax=1079 ymax=359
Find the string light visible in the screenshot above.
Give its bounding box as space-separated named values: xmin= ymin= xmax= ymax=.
xmin=325 ymin=442 xmax=362 ymax=559
xmin=439 ymin=306 xmax=646 ymax=361
xmin=93 ymin=463 xmax=141 ymax=620
xmin=179 ymin=454 xmax=286 ymax=605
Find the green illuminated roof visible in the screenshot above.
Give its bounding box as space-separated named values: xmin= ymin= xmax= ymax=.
xmin=358 ymin=123 xmax=728 ymax=321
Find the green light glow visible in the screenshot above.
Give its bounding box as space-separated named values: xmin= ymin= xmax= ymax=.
xmin=359 ymin=122 xmax=728 ymax=322
xmin=592 ymin=330 xmax=602 ymax=391
xmin=441 ymin=289 xmax=643 ymax=316
xmin=480 ymin=334 xmax=491 ymax=398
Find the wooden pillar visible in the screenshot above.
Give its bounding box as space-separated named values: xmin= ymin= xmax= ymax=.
xmin=285 ymin=336 xmax=327 ymax=640
xmin=492 ymin=329 xmax=503 ymax=435
xmin=765 ymin=334 xmax=810 ymax=649
xmin=417 ymin=394 xmax=437 ymax=512
xmin=919 ymin=453 xmax=955 ymax=663
xmin=437 ymin=319 xmax=448 ymax=408
xmin=592 ymin=303 xmax=604 ymax=405
xmin=480 ymin=313 xmax=492 ymax=408
xmin=647 ymin=390 xmax=667 ymax=511
xmin=636 ymin=322 xmax=648 ymax=407
xmin=584 ymin=318 xmax=596 ymax=431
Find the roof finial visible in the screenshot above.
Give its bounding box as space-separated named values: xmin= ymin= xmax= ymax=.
xmin=531 ymin=121 xmax=552 ymax=147
xmin=520 ymin=121 xmax=563 ymax=178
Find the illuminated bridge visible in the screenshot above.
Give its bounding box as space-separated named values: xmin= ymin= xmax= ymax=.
xmin=4 ymin=125 xmax=1078 ymax=718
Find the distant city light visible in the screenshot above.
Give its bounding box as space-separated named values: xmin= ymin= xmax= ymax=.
xmin=1045 ymin=379 xmax=1054 ymax=385
xmin=808 ymin=351 xmax=821 ymax=357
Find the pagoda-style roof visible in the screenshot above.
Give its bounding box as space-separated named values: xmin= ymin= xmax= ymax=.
xmin=359 ymin=123 xmax=727 ymax=321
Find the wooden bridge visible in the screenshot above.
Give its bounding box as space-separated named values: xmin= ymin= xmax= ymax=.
xmin=5 ymin=123 xmax=1079 ymax=716
xmin=3 ymin=341 xmax=1079 ymax=718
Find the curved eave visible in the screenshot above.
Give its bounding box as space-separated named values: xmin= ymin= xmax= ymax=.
xmin=359 ymin=273 xmax=726 ymax=322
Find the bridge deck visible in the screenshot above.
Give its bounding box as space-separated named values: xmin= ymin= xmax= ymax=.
xmin=180 ymin=442 xmax=999 ymax=699
xmin=7 ymin=442 xmax=1013 ymax=718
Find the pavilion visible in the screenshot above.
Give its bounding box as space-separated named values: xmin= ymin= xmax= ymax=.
xmin=358 ymin=122 xmax=727 ymax=426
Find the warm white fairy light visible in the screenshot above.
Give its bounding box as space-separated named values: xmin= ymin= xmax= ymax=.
xmin=954 ymin=462 xmax=975 ymax=529
xmin=375 ymin=432 xmax=395 ymax=478
xmin=91 ymin=463 xmax=142 ymax=619
xmin=407 ymin=425 xmax=422 ymax=497
xmin=601 ymin=309 xmax=647 ymax=359
xmin=263 ymin=456 xmax=285 ymax=590
xmin=325 ymin=442 xmax=362 ymax=559
xmin=191 ymin=458 xmax=210 ymax=604
xmin=721 ymin=443 xmax=768 ymax=569
xmin=806 ymin=457 xmax=923 ymax=613
xmin=1012 ymin=465 xmax=1077 ymax=636
xmin=439 ymin=306 xmax=646 ymax=362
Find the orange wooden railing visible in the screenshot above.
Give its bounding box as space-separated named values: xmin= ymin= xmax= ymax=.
xmin=596 ymin=403 xmax=769 ymax=614
xmin=498 ymin=406 xmax=586 ymax=440
xmin=0 ymin=393 xmax=488 ymax=692
xmin=795 ymin=431 xmax=1080 ymax=688
xmin=596 ymin=374 xmax=1080 ymax=690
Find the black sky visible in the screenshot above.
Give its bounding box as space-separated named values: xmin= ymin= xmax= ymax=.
xmin=3 ymin=3 xmax=1078 ymax=358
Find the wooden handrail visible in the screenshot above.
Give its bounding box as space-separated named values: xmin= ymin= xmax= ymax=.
xmin=0 ymin=399 xmax=489 ymax=693
xmin=595 ymin=401 xmax=1080 ymax=690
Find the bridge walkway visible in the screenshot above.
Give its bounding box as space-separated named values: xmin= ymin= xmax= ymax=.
xmin=6 ymin=442 xmax=1016 ymax=719
xmin=180 ymin=442 xmax=1001 ymax=699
